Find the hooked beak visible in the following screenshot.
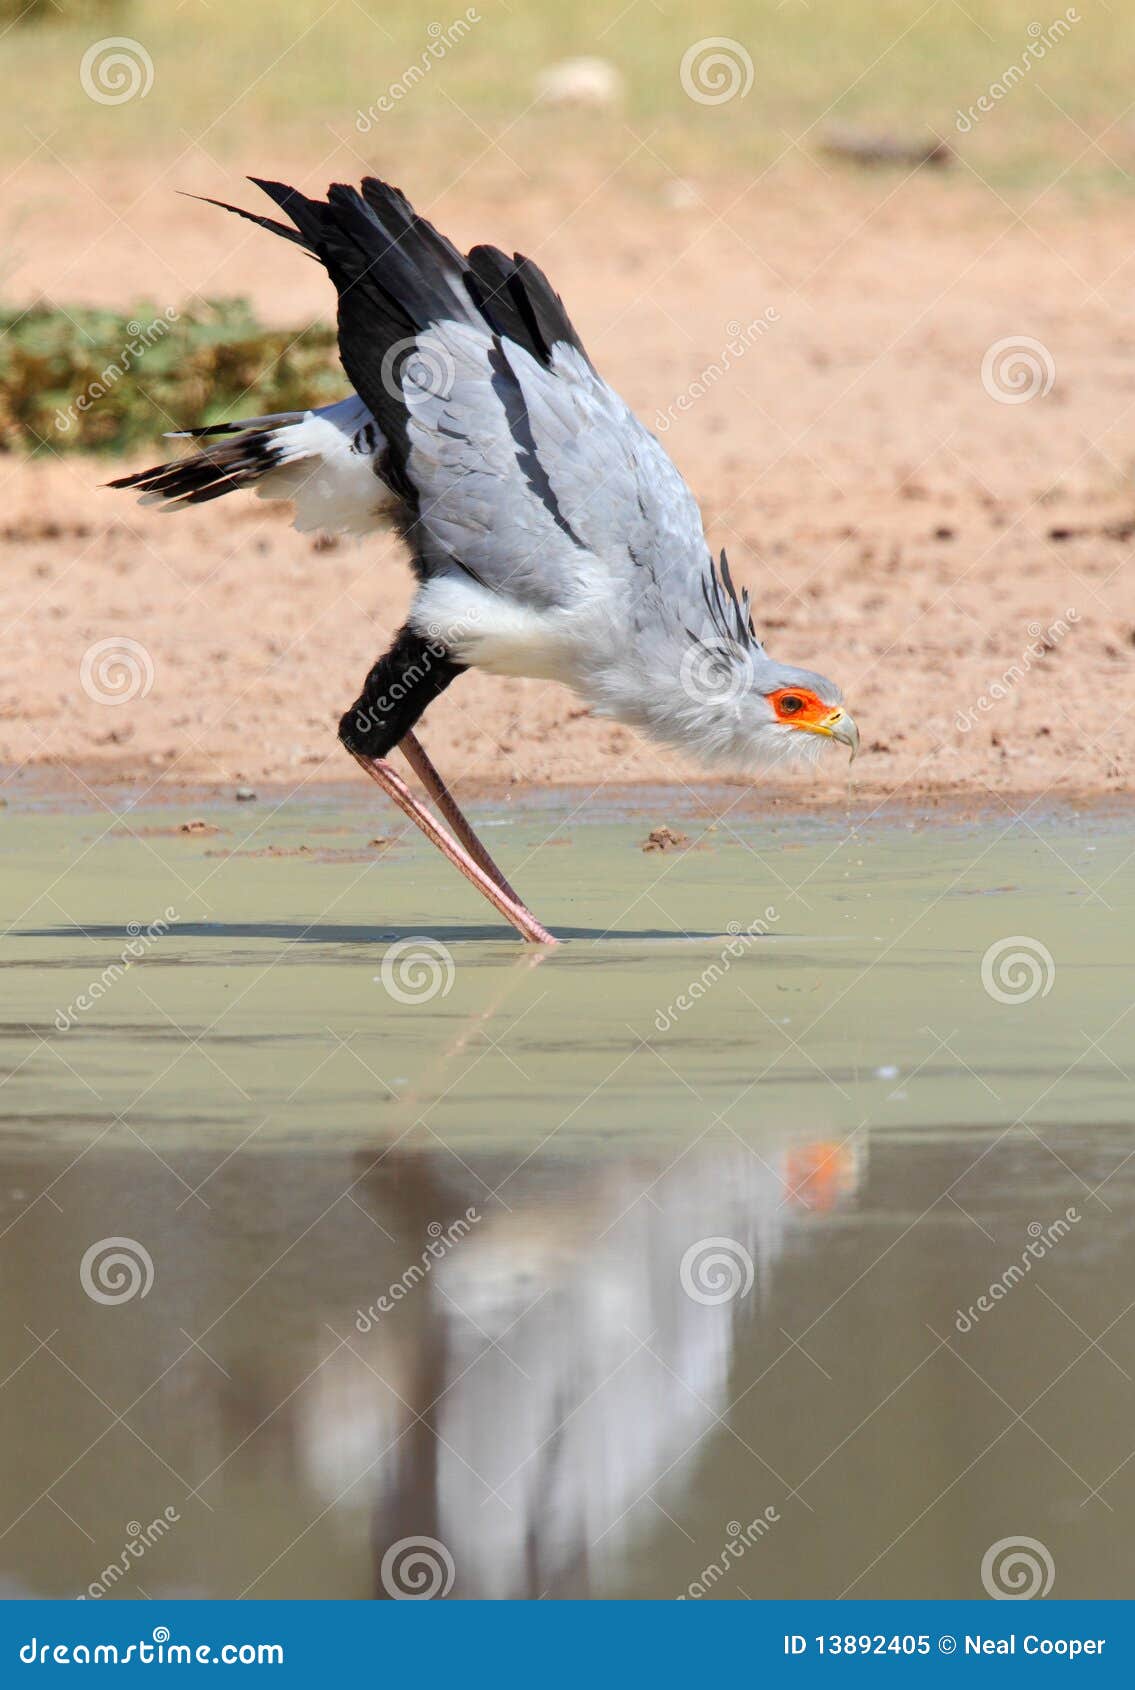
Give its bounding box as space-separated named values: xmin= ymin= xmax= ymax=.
xmin=809 ymin=707 xmax=860 ymax=761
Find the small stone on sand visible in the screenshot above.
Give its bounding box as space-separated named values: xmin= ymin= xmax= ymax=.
xmin=537 ymin=57 xmax=623 ymax=108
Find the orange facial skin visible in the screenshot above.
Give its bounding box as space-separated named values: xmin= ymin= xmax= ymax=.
xmin=782 ymin=1142 xmax=860 ymax=1213
xmin=767 ymin=687 xmax=844 ymax=734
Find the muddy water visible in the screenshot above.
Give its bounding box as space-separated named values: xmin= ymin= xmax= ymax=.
xmin=0 ymin=794 xmax=1132 ymax=1600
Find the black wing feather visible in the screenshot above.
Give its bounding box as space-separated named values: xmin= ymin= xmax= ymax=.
xmin=466 ymin=245 xmax=590 ymax=368
xmin=191 ymin=175 xmax=596 ymax=525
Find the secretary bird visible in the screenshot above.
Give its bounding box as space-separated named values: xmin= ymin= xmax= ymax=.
xmin=112 ymin=177 xmax=858 ymax=944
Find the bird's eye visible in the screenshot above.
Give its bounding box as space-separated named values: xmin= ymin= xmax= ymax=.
xmin=779 ymin=695 xmax=804 ymax=714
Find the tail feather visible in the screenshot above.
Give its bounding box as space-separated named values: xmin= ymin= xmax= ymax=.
xmin=192 ymin=177 xmax=592 ymax=504
xmin=179 ymin=190 xmax=317 ymax=258
xmin=240 ymin=177 xmax=483 ymax=497
xmin=109 ymin=398 xmax=397 ymax=537
xmin=165 ymin=412 xmax=305 ymax=441
xmin=108 ymin=427 xmax=288 ymax=508
xmin=117 ymin=177 xmax=595 ymax=530
xmin=247 ymin=178 xmax=331 ymax=255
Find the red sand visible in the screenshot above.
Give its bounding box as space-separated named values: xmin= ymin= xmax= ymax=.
xmin=3 ymin=167 xmax=1132 ymax=808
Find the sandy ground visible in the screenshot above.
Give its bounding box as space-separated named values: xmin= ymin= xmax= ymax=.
xmin=2 ymin=163 xmax=1133 ymax=808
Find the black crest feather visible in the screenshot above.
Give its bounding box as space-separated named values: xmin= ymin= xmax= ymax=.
xmin=697 ymin=548 xmax=760 ymax=652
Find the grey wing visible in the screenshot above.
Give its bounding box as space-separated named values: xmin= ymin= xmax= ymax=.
xmin=504 ymin=340 xmax=719 ymax=631
xmin=401 ymin=321 xmax=742 ymax=650
xmin=507 ymin=341 xmax=766 ymax=655
xmin=402 ymin=322 xmax=589 ymax=608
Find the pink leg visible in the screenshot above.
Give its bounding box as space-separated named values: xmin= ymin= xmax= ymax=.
xmin=399 ymin=731 xmax=522 ymax=904
xmin=349 ymin=750 xmax=557 ymax=945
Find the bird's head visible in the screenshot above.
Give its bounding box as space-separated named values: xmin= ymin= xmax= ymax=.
xmin=586 ymin=553 xmax=859 ymax=773
xmin=669 ymin=647 xmax=858 ymax=771
xmin=655 ymin=555 xmax=859 ymax=772
xmin=750 ymin=664 xmax=860 ymax=766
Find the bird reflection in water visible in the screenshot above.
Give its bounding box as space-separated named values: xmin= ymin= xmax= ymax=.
xmin=283 ymin=989 xmax=865 ymax=1600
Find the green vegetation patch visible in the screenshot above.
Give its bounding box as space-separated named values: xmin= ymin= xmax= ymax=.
xmin=0 ymin=0 xmax=113 ymax=20
xmin=0 ymin=298 xmax=343 ymax=454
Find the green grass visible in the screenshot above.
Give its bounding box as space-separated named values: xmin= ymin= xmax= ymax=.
xmin=0 ymin=0 xmax=1130 ymax=196
xmin=0 ymin=299 xmax=342 ymax=454
xmin=0 ymin=0 xmax=112 ymax=21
